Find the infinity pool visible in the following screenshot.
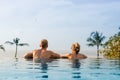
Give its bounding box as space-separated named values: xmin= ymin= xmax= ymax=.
xmin=0 ymin=57 xmax=120 ymax=80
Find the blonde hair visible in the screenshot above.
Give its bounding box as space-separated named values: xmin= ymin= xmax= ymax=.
xmin=71 ymin=42 xmax=80 ymax=54
xmin=40 ymin=39 xmax=48 ymax=48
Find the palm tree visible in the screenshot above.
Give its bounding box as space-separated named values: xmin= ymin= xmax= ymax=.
xmin=0 ymin=45 xmax=5 ymax=52
xmin=87 ymin=31 xmax=105 ymax=58
xmin=5 ymin=37 xmax=29 ymax=58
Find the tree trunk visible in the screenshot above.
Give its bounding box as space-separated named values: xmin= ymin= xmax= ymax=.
xmin=97 ymin=45 xmax=99 ymax=58
xmin=15 ymin=44 xmax=18 ymax=58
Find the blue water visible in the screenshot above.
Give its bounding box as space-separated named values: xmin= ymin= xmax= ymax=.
xmin=0 ymin=57 xmax=120 ymax=80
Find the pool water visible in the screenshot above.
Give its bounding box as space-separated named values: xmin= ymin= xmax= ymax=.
xmin=0 ymin=57 xmax=120 ymax=80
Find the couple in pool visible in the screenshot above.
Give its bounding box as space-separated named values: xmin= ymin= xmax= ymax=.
xmin=24 ymin=39 xmax=87 ymax=61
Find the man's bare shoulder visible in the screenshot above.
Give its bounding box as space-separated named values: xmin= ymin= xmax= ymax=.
xmin=46 ymin=50 xmax=54 ymax=53
xmin=33 ymin=49 xmax=41 ymax=52
xmin=46 ymin=50 xmax=60 ymax=59
xmin=46 ymin=50 xmax=59 ymax=55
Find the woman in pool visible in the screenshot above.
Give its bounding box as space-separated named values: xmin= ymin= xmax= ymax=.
xmin=24 ymin=39 xmax=60 ymax=60
xmin=61 ymin=42 xmax=87 ymax=59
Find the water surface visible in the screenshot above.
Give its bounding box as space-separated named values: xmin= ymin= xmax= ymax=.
xmin=0 ymin=57 xmax=120 ymax=80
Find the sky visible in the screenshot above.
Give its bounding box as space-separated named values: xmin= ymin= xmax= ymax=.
xmin=0 ymin=0 xmax=120 ymax=56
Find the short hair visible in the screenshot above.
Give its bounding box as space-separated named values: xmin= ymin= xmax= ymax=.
xmin=71 ymin=42 xmax=80 ymax=54
xmin=40 ymin=39 xmax=48 ymax=48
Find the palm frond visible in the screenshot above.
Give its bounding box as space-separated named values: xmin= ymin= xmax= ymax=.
xmin=87 ymin=43 xmax=94 ymax=47
xmin=18 ymin=43 xmax=29 ymax=46
xmin=100 ymin=44 xmax=104 ymax=46
xmin=90 ymin=32 xmax=95 ymax=36
xmin=0 ymin=45 xmax=5 ymax=51
xmin=87 ymin=37 xmax=91 ymax=42
xmin=99 ymin=36 xmax=106 ymax=43
xmin=5 ymin=41 xmax=14 ymax=45
xmin=13 ymin=38 xmax=20 ymax=44
xmin=93 ymin=31 xmax=99 ymax=40
xmin=87 ymin=37 xmax=96 ymax=45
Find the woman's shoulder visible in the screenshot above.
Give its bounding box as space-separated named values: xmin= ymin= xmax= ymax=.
xmin=61 ymin=53 xmax=72 ymax=59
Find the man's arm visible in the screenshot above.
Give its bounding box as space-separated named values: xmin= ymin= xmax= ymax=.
xmin=49 ymin=51 xmax=60 ymax=59
xmin=24 ymin=52 xmax=33 ymax=59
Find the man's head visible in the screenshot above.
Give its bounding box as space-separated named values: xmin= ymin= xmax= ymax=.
xmin=40 ymin=39 xmax=48 ymax=48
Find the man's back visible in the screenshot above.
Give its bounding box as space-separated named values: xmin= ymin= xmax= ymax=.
xmin=24 ymin=39 xmax=60 ymax=60
xmin=33 ymin=49 xmax=60 ymax=59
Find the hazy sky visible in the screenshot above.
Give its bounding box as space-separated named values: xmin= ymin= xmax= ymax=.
xmin=0 ymin=0 xmax=120 ymax=55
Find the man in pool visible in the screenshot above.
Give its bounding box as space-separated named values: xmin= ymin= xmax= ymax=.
xmin=24 ymin=39 xmax=60 ymax=60
xmin=61 ymin=42 xmax=87 ymax=59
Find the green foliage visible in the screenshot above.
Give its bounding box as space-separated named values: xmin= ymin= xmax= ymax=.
xmin=101 ymin=29 xmax=120 ymax=59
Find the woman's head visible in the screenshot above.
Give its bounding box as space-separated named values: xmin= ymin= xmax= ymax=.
xmin=71 ymin=42 xmax=80 ymax=54
xmin=40 ymin=39 xmax=48 ymax=48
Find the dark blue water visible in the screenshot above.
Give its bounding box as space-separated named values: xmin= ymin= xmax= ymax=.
xmin=0 ymin=57 xmax=120 ymax=80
